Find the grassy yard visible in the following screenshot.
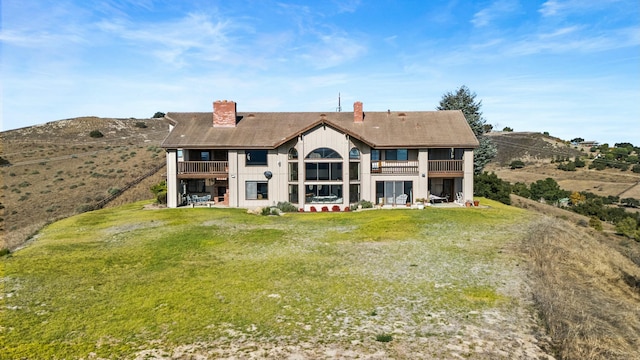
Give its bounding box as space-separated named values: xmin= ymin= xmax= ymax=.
xmin=1 ymin=199 xmax=548 ymax=359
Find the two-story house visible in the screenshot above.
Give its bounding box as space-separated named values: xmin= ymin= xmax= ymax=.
xmin=161 ymin=100 xmax=479 ymax=210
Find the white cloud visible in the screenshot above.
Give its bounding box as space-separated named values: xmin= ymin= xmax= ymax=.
xmin=471 ymin=0 xmax=519 ymax=28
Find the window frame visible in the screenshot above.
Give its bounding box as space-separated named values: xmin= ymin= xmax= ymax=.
xmin=245 ymin=150 xmax=268 ymax=166
xmin=245 ymin=181 xmax=268 ymax=200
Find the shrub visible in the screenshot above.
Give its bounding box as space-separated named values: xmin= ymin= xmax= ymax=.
xmin=134 ymin=121 xmax=147 ymax=128
xmin=0 ymin=156 xmax=10 ymax=166
xmin=150 ymin=180 xmax=167 ymax=204
xmin=89 ymin=130 xmax=104 ymax=138
xmin=509 ymin=160 xmax=525 ymax=169
xmin=621 ymin=198 xmax=640 ymax=208
xmin=589 ymin=217 xmax=603 ymax=231
xmin=76 ymin=204 xmax=94 ymax=213
xmin=474 ymin=172 xmax=511 ymax=205
xmin=0 ymin=248 xmax=10 ymax=257
xmin=107 ymin=187 xmax=121 ymax=196
xmin=152 ymin=112 xmax=165 ymax=118
xmin=557 ymin=161 xmax=576 ymax=171
xmin=616 ymin=217 xmax=638 ymax=239
xmin=276 ymin=201 xmax=297 ymax=212
xmin=632 ymin=164 xmax=640 ymax=174
xmin=332 ymin=205 xmax=341 ymax=212
xmin=512 ymin=182 xmax=531 ymax=198
xmin=261 ymin=207 xmax=272 ymax=216
xmin=375 ymin=334 xmax=393 ymax=342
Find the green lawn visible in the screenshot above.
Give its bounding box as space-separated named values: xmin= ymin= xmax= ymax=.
xmin=1 ymin=199 xmax=528 ymax=358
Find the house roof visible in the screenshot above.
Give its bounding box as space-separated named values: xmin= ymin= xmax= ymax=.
xmin=161 ymin=110 xmax=479 ymax=149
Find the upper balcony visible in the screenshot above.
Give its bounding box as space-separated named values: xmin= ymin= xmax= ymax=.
xmin=371 ymin=160 xmax=419 ymax=174
xmin=428 ymin=160 xmax=463 ymax=177
xmin=177 ymin=161 xmax=228 ymax=178
xmin=370 ymin=160 xmax=463 ymax=176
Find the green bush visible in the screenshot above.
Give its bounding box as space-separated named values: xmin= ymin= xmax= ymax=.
xmin=0 ymin=248 xmax=10 ymax=257
xmin=89 ymin=130 xmax=104 ymax=138
xmin=616 ymin=217 xmax=639 ymax=239
xmin=0 ymin=156 xmax=10 ymax=166
xmin=509 ymin=160 xmax=525 ymax=169
xmin=632 ymin=164 xmax=640 ymax=173
xmin=589 ymin=217 xmax=603 ymax=231
xmin=150 ymin=180 xmax=167 ymax=204
xmin=375 ymin=334 xmax=393 ymax=342
xmin=276 ymin=201 xmax=297 ymax=212
xmin=474 ymin=172 xmax=511 ymax=205
xmin=557 ymin=161 xmax=576 ymax=171
xmin=134 ymin=121 xmax=147 ymax=128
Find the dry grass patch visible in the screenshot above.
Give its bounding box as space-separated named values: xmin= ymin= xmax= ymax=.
xmin=521 ymin=217 xmax=640 ymax=359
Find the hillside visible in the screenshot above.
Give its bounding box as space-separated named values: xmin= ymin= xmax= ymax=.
xmin=2 ymin=201 xmax=639 ymax=359
xmin=0 ymin=117 xmax=172 ymax=250
xmin=485 ymin=132 xmax=640 ymax=200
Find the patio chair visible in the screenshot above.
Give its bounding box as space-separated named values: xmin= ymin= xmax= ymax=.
xmin=455 ymin=192 xmax=464 ymax=205
xmin=396 ymin=193 xmax=408 ymax=206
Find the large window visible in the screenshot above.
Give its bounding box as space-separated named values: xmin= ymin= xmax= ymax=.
xmin=246 ymin=150 xmax=268 ymax=166
xmin=305 ymin=185 xmax=343 ymax=203
xmin=305 ymin=162 xmax=342 ymax=181
xmin=375 ymin=181 xmax=412 ymax=205
xmin=385 ymin=149 xmax=408 ymax=161
xmin=289 ymin=162 xmax=298 ymax=181
xmin=288 ymin=184 xmax=298 ymax=204
xmin=306 ymin=147 xmax=341 ymax=159
xmin=246 ymin=181 xmax=268 ymax=200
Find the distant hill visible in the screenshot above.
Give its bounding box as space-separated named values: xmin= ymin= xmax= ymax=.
xmin=0 ymin=117 xmax=172 ymax=250
xmin=485 ymin=131 xmax=640 ymax=200
xmin=485 ymin=131 xmax=583 ymax=165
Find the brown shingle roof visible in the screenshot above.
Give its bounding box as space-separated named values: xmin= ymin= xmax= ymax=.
xmin=161 ymin=110 xmax=479 ymax=149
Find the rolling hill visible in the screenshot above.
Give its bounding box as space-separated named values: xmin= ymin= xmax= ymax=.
xmin=0 ymin=117 xmax=172 ymax=250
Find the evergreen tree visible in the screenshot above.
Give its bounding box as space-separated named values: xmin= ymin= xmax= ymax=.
xmin=438 ymin=85 xmax=496 ymax=173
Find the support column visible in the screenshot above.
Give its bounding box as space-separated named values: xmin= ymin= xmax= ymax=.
xmin=166 ymin=149 xmax=178 ymax=208
xmin=463 ymin=149 xmax=474 ymax=202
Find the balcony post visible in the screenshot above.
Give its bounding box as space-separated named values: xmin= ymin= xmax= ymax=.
xmin=462 ymin=149 xmax=474 ymax=202
xmin=166 ymin=149 xmax=178 ymax=208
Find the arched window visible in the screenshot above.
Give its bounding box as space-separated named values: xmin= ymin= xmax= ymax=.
xmin=288 ymin=148 xmax=298 ymax=160
xmin=306 ymin=147 xmax=341 ymax=159
xmin=349 ymin=147 xmax=360 ymax=159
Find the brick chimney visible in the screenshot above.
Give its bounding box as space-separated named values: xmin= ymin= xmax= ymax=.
xmin=354 ymin=101 xmax=363 ymax=123
xmin=213 ymin=100 xmax=237 ymax=127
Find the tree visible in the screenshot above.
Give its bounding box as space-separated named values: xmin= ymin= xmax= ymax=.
xmin=509 ymin=160 xmax=525 ymax=169
xmin=530 ymin=178 xmax=569 ymax=203
xmin=569 ymin=191 xmax=586 ymax=205
xmin=152 ymin=112 xmax=166 ymax=118
xmin=570 ymin=137 xmax=585 ymax=144
xmin=438 ymin=85 xmax=496 ymax=173
xmin=615 ymin=217 xmax=638 ymax=239
xmin=502 ymin=126 xmax=513 ymax=132
xmin=474 ymin=172 xmax=511 ymax=205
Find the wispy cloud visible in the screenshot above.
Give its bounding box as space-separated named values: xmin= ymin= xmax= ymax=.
xmin=471 ymin=0 xmax=520 ymax=27
xmin=96 ymin=13 xmax=234 ymax=68
xmin=539 ymin=0 xmax=630 ymax=17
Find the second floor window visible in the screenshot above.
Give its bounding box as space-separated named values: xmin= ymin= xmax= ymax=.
xmin=246 ymin=150 xmax=267 ymax=166
xmin=385 ymin=149 xmax=408 ymax=161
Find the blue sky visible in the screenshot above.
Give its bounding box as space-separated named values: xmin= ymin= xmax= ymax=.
xmin=2 ymin=0 xmax=639 ymax=145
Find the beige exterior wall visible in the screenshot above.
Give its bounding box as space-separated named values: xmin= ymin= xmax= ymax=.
xmin=462 ymin=149 xmax=474 ymax=202
xmin=166 ymin=149 xmax=178 ymax=208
